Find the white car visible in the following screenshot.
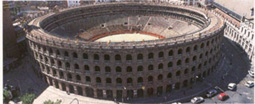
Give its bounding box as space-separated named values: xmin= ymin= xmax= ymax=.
xmin=248 ymin=70 xmax=254 ymax=77
xmin=228 ymin=83 xmax=237 ymax=91
xmin=191 ymin=97 xmax=204 ymax=104
xmin=206 ymin=89 xmax=217 ymax=98
xmin=245 ymin=81 xmax=254 ymax=88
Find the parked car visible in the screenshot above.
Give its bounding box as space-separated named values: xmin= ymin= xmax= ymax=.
xmin=248 ymin=70 xmax=254 ymax=77
xmin=228 ymin=83 xmax=236 ymax=90
xmin=245 ymin=81 xmax=254 ymax=88
xmin=206 ymin=89 xmax=217 ymax=98
xmin=191 ymin=97 xmax=204 ymax=104
xmin=217 ymin=93 xmax=228 ymax=101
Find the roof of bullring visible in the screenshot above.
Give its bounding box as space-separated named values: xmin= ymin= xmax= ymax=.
xmin=213 ymin=0 xmax=254 ymax=19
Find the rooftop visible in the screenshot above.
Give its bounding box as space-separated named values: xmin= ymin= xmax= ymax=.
xmin=213 ymin=0 xmax=254 ymax=19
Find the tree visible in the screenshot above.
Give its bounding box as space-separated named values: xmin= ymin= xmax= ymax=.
xmin=19 ymin=93 xmax=36 ymax=104
xmin=44 ymin=99 xmax=62 ymax=104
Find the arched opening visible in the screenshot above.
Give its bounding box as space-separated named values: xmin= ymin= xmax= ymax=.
xmin=106 ymin=90 xmax=113 ymax=98
xmin=76 ymin=75 xmax=81 ymax=82
xmin=166 ymin=84 xmax=172 ymax=92
xmin=96 ymin=77 xmax=101 ymax=83
xmin=183 ymin=80 xmax=188 ymax=87
xmin=115 ymin=54 xmax=121 ymax=61
xmin=168 ymin=62 xmax=173 ymax=68
xmin=178 ymin=49 xmax=182 ymax=54
xmin=97 ymin=89 xmax=103 ymax=98
xmin=147 ymin=88 xmax=154 ymax=96
xmin=94 ymin=54 xmax=99 ymax=61
xmin=61 ymin=83 xmax=66 ymax=91
xmin=116 ymin=66 xmax=121 ymax=73
xmin=126 ymin=66 xmax=132 ymax=72
xmin=64 ymin=51 xmax=69 ymax=57
xmin=176 ymin=71 xmax=181 ymax=76
xmin=177 ymin=60 xmax=182 ymax=66
xmin=127 ymin=78 xmax=133 ymax=84
xmin=67 ymin=73 xmax=72 ymax=81
xmin=137 ymin=66 xmax=143 ymax=72
xmin=106 ymin=78 xmax=112 ymax=84
xmin=186 ymin=47 xmax=190 ymax=53
xmin=95 ymin=66 xmax=100 ymax=72
xmin=127 ymin=90 xmax=134 ymax=98
xmin=84 ymin=65 xmax=89 ymax=71
xmin=69 ymin=85 xmax=74 ymax=93
xmin=73 ymin=52 xmax=78 ymax=58
xmin=148 ymin=76 xmax=153 ymax=82
xmin=126 ymin=54 xmax=132 ymax=60
xmin=158 ymin=51 xmax=164 ymax=58
xmin=175 ymin=82 xmax=180 ymax=90
xmin=77 ymin=86 xmax=83 ymax=95
xmin=105 ymin=66 xmax=111 ymax=73
xmin=148 ymin=53 xmax=154 ymax=59
xmin=158 ymin=63 xmax=163 ymax=70
xmin=85 ymin=87 xmax=94 ymax=97
xmin=137 ymin=53 xmax=143 ymax=60
xmin=157 ymin=86 xmax=163 ymax=96
xmin=137 ymin=89 xmax=144 ymax=98
xmin=116 ymin=78 xmax=122 ymax=84
xmin=104 ymin=54 xmax=110 ymax=61
xmin=86 ymin=76 xmax=91 ymax=82
xmin=168 ymin=50 xmax=173 ymax=56
xmin=74 ymin=63 xmax=79 ymax=69
xmin=138 ymin=77 xmax=143 ymax=83
xmin=83 ymin=53 xmax=88 ymax=59
xmin=184 ymin=68 xmax=189 ymax=75
xmin=148 ymin=65 xmax=153 ymax=70
xmin=167 ymin=73 xmax=172 ymax=78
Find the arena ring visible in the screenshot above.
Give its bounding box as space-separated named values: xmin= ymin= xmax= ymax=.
xmin=26 ymin=2 xmax=225 ymax=100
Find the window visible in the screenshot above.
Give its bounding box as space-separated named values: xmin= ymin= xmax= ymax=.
xmin=49 ymin=48 xmax=53 ymax=55
xmin=158 ymin=63 xmax=163 ymax=70
xmin=73 ymin=52 xmax=78 ymax=58
xmin=105 ymin=66 xmax=111 ymax=72
xmin=116 ymin=66 xmax=121 ymax=72
xmin=177 ymin=60 xmax=182 ymax=66
xmin=76 ymin=75 xmax=81 ymax=81
xmin=200 ymin=43 xmax=204 ymax=49
xmin=186 ymin=47 xmax=190 ymax=53
xmin=184 ymin=68 xmax=188 ymax=74
xmin=148 ymin=65 xmax=153 ymax=70
xmin=94 ymin=54 xmax=99 ymax=61
xmin=58 ymin=61 xmax=62 ymax=67
xmin=86 ymin=76 xmax=91 ymax=82
xmin=84 ymin=65 xmax=89 ymax=71
xmin=167 ymin=73 xmax=172 ymax=78
xmin=137 ymin=66 xmax=143 ymax=72
xmin=148 ymin=76 xmax=153 ymax=82
xmin=127 ymin=66 xmax=132 ymax=72
xmin=116 ymin=78 xmax=122 ymax=84
xmin=106 ymin=78 xmax=112 ymax=83
xmin=148 ymin=53 xmax=154 ymax=59
xmin=95 ymin=66 xmax=100 ymax=72
xmin=168 ymin=62 xmax=173 ymax=68
xmin=178 ymin=49 xmax=182 ymax=54
xmin=74 ymin=63 xmax=79 ymax=69
xmin=126 ymin=54 xmax=132 ymax=60
xmin=193 ymin=56 xmax=197 ymax=61
xmin=185 ymin=58 xmax=189 ymax=63
xmin=65 ymin=62 xmax=70 ymax=68
xmin=127 ymin=78 xmax=133 ymax=83
xmin=158 ymin=51 xmax=164 ymax=58
xmin=64 ymin=51 xmax=69 ymax=57
xmin=176 ymin=71 xmax=181 ymax=76
xmin=194 ymin=45 xmax=197 ymax=51
xmin=115 ymin=54 xmax=121 ymax=61
xmin=138 ymin=77 xmax=143 ymax=83
xmin=158 ymin=74 xmax=163 ymax=81
xmin=83 ymin=53 xmax=88 ymax=59
xmin=137 ymin=54 xmax=143 ymax=60
xmin=96 ymin=77 xmax=101 ymax=83
xmin=168 ymin=50 xmax=173 ymax=56
xmin=104 ymin=54 xmax=110 ymax=61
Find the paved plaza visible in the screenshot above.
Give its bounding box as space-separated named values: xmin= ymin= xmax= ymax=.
xmin=3 ymin=37 xmax=254 ymax=104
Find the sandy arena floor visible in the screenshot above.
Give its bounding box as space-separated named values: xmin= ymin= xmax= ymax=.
xmin=95 ymin=33 xmax=159 ymax=42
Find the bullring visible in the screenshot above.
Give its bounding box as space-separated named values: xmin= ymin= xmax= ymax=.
xmin=26 ymin=2 xmax=225 ymax=100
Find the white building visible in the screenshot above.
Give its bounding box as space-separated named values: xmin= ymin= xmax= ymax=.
xmin=67 ymin=0 xmax=80 ymax=7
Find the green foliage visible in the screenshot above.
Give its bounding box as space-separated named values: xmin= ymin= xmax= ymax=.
xmin=3 ymin=89 xmax=11 ymax=99
xmin=19 ymin=93 xmax=36 ymax=104
xmin=43 ymin=99 xmax=62 ymax=104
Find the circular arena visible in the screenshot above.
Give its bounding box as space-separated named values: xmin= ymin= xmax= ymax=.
xmin=27 ymin=2 xmax=225 ymax=100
